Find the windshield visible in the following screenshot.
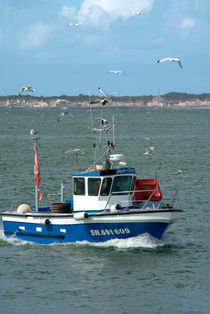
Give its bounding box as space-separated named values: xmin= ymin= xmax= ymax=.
xmin=111 ymin=176 xmax=133 ymax=195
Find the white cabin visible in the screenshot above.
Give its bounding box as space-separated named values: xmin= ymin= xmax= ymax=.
xmin=72 ymin=168 xmax=136 ymax=212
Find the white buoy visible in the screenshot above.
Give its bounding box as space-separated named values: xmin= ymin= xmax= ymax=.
xmin=17 ymin=204 xmax=32 ymax=213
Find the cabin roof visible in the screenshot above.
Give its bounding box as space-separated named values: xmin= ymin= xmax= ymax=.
xmin=73 ymin=167 xmax=135 ymax=177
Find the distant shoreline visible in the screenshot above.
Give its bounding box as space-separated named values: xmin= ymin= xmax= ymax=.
xmin=1 ymin=105 xmax=210 ymax=110
xmin=1 ymin=92 xmax=210 ymax=109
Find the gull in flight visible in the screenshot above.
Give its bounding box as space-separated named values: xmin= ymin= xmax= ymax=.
xmin=136 ymin=9 xmax=143 ymax=15
xmin=57 ymin=112 xmax=73 ymax=122
xmin=67 ymin=23 xmax=81 ymax=27
xmin=89 ymin=99 xmax=109 ymax=106
xmin=108 ymin=70 xmax=124 ymax=75
xmin=89 ymin=87 xmax=119 ymax=107
xmin=157 ymin=58 xmax=183 ymax=68
xmin=18 ymin=85 xmax=35 ymax=96
xmin=98 ymin=87 xmax=119 ymax=106
xmin=143 ymin=146 xmax=154 ymax=157
xmin=172 ymin=169 xmax=185 ymax=176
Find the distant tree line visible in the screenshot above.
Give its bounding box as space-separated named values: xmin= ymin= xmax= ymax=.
xmin=1 ymin=92 xmax=210 ymax=103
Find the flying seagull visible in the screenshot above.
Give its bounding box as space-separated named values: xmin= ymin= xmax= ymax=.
xmin=108 ymin=70 xmax=124 ymax=75
xmin=136 ymin=9 xmax=143 ymax=15
xmin=172 ymin=169 xmax=185 ymax=176
xmin=89 ymin=99 xmax=109 ymax=106
xmin=157 ymin=58 xmax=183 ymax=68
xmin=57 ymin=112 xmax=73 ymax=122
xmin=18 ymin=85 xmax=35 ymax=96
xmin=97 ymin=87 xmax=119 ymax=106
xmin=98 ymin=87 xmax=119 ymax=98
xmin=143 ymin=146 xmax=155 ymax=157
xmin=67 ymin=23 xmax=81 ymax=27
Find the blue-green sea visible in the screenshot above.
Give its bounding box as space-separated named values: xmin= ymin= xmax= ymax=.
xmin=0 ymin=108 xmax=209 ymax=313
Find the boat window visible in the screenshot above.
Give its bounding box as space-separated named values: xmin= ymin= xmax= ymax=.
xmin=73 ymin=178 xmax=85 ymax=195
xmin=88 ymin=178 xmax=101 ymax=196
xmin=100 ymin=177 xmax=112 ymax=196
xmin=111 ymin=176 xmax=133 ymax=195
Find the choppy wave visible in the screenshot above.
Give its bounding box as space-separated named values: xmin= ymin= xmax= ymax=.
xmin=0 ymin=229 xmax=29 ymax=246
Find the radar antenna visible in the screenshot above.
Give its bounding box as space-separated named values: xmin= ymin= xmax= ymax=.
xmin=65 ymin=148 xmax=85 ymax=171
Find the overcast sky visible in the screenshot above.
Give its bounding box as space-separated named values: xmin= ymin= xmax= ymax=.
xmin=0 ymin=0 xmax=210 ymax=97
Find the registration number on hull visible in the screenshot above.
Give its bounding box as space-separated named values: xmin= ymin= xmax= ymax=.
xmin=90 ymin=228 xmax=131 ymax=236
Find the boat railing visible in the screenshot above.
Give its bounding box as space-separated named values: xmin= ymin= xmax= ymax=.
xmin=104 ymin=189 xmax=180 ymax=211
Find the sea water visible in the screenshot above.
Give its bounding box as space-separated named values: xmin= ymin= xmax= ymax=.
xmin=0 ymin=108 xmax=209 ymax=313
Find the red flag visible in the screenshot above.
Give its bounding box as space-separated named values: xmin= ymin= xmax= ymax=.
xmin=39 ymin=191 xmax=43 ymax=201
xmin=33 ymin=140 xmax=40 ymax=186
xmin=33 ymin=140 xmax=43 ymax=201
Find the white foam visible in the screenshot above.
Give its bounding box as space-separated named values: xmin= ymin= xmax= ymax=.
xmin=0 ymin=229 xmax=29 ymax=246
xmin=75 ymin=233 xmax=164 ymax=249
xmin=75 ymin=233 xmax=200 ymax=250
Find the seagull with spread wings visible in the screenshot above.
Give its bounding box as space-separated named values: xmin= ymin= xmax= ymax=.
xmin=98 ymin=87 xmax=118 ymax=100
xmin=89 ymin=88 xmax=119 ymax=107
xmin=136 ymin=9 xmax=143 ymax=15
xmin=57 ymin=112 xmax=74 ymax=122
xmin=157 ymin=58 xmax=183 ymax=68
xmin=18 ymin=85 xmax=35 ymax=96
xmin=98 ymin=87 xmax=119 ymax=106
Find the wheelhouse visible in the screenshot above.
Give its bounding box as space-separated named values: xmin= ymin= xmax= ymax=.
xmin=72 ymin=168 xmax=136 ymax=212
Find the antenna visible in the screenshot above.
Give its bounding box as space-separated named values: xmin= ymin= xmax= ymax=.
xmin=65 ymin=148 xmax=84 ymax=172
xmin=88 ymin=90 xmax=94 ymax=128
xmin=112 ymin=116 xmax=115 ymax=147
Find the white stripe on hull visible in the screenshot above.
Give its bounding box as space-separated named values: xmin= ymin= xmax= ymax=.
xmin=2 ymin=210 xmax=178 ymax=225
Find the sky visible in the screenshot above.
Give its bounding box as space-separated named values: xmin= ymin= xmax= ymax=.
xmin=1 ymin=0 xmax=210 ymax=97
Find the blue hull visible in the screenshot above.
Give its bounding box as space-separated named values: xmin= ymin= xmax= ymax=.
xmin=2 ymin=220 xmax=170 ymax=244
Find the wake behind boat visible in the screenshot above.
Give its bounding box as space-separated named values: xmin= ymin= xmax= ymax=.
xmin=1 ymin=110 xmax=182 ymax=244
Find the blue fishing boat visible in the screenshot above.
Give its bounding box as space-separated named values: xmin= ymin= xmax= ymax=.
xmin=1 ymin=114 xmax=182 ymax=244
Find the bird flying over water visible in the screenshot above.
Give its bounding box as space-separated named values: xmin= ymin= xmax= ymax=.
xmin=89 ymin=99 xmax=109 ymax=106
xmin=57 ymin=112 xmax=73 ymax=122
xmin=18 ymin=85 xmax=35 ymax=96
xmin=89 ymin=88 xmax=119 ymax=107
xmin=98 ymin=87 xmax=119 ymax=98
xmin=157 ymin=58 xmax=183 ymax=68
xmin=143 ymin=147 xmax=154 ymax=157
xmin=172 ymin=169 xmax=185 ymax=176
xmin=97 ymin=87 xmax=119 ymax=106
